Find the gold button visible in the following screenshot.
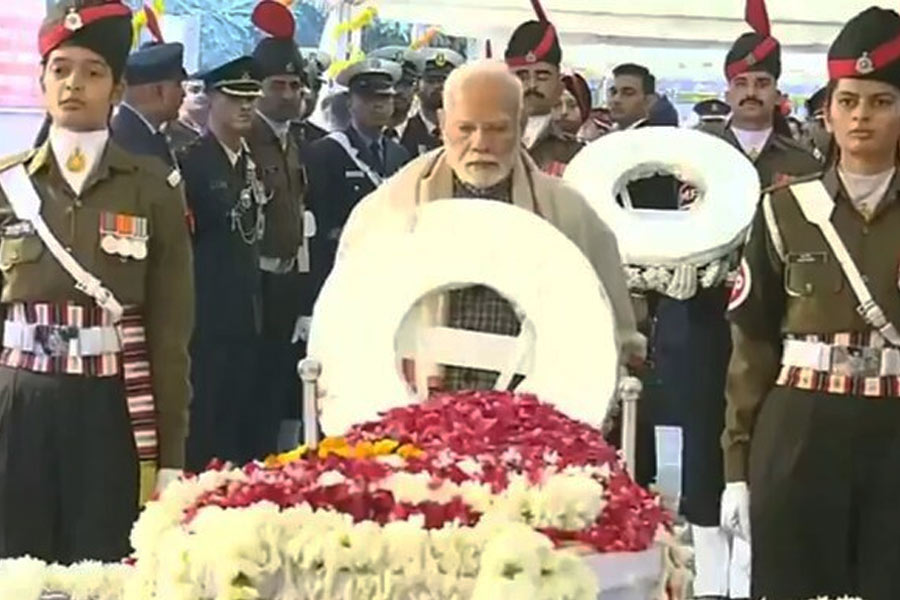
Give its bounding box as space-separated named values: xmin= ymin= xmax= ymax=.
xmin=73 ymin=199 xmax=82 ymax=208
xmin=804 ymin=283 xmax=814 ymax=294
xmin=10 ymin=251 xmax=18 ymax=260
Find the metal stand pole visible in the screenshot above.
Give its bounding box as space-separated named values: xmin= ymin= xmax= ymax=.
xmin=619 ymin=375 xmax=643 ymax=479
xmin=298 ymin=358 xmax=322 ymax=450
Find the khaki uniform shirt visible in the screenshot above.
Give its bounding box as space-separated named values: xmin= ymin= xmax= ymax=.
xmin=0 ymin=140 xmax=195 ymax=468
xmin=247 ymin=114 xmax=306 ymax=261
xmin=723 ymin=167 xmax=900 ymax=481
xmin=700 ymin=121 xmax=822 ymax=188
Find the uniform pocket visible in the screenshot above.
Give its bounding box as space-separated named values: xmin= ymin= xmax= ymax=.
xmin=784 ymin=252 xmax=843 ymax=296
xmin=0 ymin=235 xmax=43 ymax=270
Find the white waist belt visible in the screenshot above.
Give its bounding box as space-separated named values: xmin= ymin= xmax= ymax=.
xmin=3 ymin=321 xmax=122 ymax=357
xmin=781 ymin=339 xmax=900 ymax=377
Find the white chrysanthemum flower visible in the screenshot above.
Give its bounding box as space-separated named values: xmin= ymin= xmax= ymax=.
xmin=457 ymin=457 xmax=485 ymax=478
xmin=471 ymin=522 xmax=550 ymax=599
xmin=459 ymin=480 xmax=495 ymax=514
xmin=0 ymin=556 xmax=47 ymax=600
xmin=537 ymin=472 xmax=606 ymax=530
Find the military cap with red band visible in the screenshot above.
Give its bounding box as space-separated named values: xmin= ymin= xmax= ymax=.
xmin=724 ymin=0 xmax=781 ymax=81
xmin=505 ymin=0 xmax=562 ymax=67
xmin=252 ymin=0 xmax=307 ymax=82
xmin=38 ymin=0 xmax=132 ymax=80
xmin=827 ymin=7 xmax=900 ymax=87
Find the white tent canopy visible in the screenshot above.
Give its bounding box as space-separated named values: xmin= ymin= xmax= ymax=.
xmin=379 ymin=0 xmax=882 ymax=48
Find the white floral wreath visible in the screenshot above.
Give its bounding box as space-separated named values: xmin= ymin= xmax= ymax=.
xmin=565 ymin=127 xmax=760 ymax=293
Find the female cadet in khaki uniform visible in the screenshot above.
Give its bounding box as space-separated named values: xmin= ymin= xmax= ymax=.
xmin=0 ymin=0 xmax=193 ymax=563
xmin=721 ymin=7 xmax=900 ymax=599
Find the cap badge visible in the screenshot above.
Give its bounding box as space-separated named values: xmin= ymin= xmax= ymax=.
xmin=241 ymin=71 xmax=251 ymax=80
xmin=744 ymin=52 xmax=758 ymax=66
xmin=394 ymin=51 xmax=404 ymax=61
xmin=435 ymin=52 xmax=447 ymax=67
xmin=64 ymin=8 xmax=83 ymax=32
xmin=856 ymin=52 xmax=875 ymax=75
xmin=525 ymin=51 xmax=537 ymax=64
xmin=371 ymin=58 xmax=381 ymax=68
xmin=286 ymin=62 xmax=296 ymax=73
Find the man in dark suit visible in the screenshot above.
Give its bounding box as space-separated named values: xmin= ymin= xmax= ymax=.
xmin=111 ymin=41 xmax=185 ymax=170
xmin=401 ymin=48 xmax=465 ymax=158
xmin=178 ymin=56 xmax=266 ymax=472
xmin=304 ymin=58 xmax=410 ymax=304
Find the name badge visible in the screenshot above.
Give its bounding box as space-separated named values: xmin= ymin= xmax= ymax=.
xmin=99 ymin=212 xmax=149 ymax=260
xmin=167 ymin=169 xmax=182 ymax=188
xmin=787 ymin=252 xmax=828 ymax=265
xmin=1 ymin=221 xmax=35 ymax=238
xmin=345 ymin=170 xmax=365 ymax=178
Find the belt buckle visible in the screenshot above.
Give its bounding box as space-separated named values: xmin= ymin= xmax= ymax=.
xmin=830 ymin=345 xmax=881 ymax=378
xmin=34 ymin=325 xmax=79 ymax=357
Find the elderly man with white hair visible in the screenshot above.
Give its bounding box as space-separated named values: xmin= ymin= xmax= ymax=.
xmin=337 ymin=60 xmax=643 ymax=390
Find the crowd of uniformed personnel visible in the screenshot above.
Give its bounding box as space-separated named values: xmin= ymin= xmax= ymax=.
xmin=5 ymin=0 xmax=900 ymax=599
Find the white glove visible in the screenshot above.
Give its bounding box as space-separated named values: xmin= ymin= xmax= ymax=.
xmin=664 ymin=264 xmax=698 ymax=301
xmin=154 ymin=468 xmax=182 ymax=496
xmin=720 ymin=481 xmax=751 ymax=541
xmin=699 ymin=258 xmax=730 ymax=289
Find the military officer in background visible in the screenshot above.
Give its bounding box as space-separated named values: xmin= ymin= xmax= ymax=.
xmin=179 ymin=57 xmax=266 ymax=471
xmin=111 ymin=41 xmax=185 ymax=169
xmin=247 ymin=0 xmax=308 ymax=455
xmin=505 ymin=0 xmax=581 ymax=176
xmin=705 ymin=11 xmax=820 ymax=188
xmin=722 ymin=8 xmax=900 ymax=597
xmin=292 ymin=51 xmax=332 ymax=144
xmin=167 ymin=77 xmax=209 ymax=153
xmin=369 ymin=46 xmax=423 ymax=143
xmin=803 ymin=87 xmax=830 ymax=162
xmin=0 ymin=0 xmax=193 ymax=562
xmin=401 ymin=47 xmax=464 ymax=158
xmin=693 ymin=98 xmax=732 ymax=128
xmin=304 ymin=58 xmax=410 ymax=302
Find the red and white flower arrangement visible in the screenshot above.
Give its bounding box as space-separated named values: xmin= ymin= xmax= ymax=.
xmin=0 ymin=391 xmax=671 ymax=600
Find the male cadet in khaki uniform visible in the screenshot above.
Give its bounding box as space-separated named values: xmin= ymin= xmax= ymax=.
xmin=368 ymin=46 xmax=423 ymax=144
xmin=247 ymin=0 xmax=308 ymax=455
xmin=0 ymin=0 xmax=193 ymax=563
xmin=111 ymin=39 xmax=185 ymax=169
xmin=704 ymin=2 xmax=820 ymax=188
xmin=179 ymin=57 xmax=266 ymax=471
xmin=721 ymin=8 xmax=900 ymax=599
xmin=504 ymin=0 xmax=581 ymax=176
xmin=400 ymin=47 xmax=465 ymax=158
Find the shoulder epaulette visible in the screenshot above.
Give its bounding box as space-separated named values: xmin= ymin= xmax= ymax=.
xmin=0 ymin=148 xmax=37 ymax=174
xmin=772 ymin=132 xmax=817 ymax=156
xmin=176 ymin=135 xmax=204 ymax=157
xmin=761 ymin=170 xmax=823 ymax=195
